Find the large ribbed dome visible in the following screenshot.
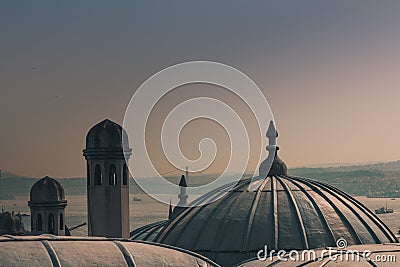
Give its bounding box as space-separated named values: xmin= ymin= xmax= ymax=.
xmin=154 ymin=121 xmax=397 ymax=267
xmin=29 ymin=176 xmax=65 ymax=203
xmin=155 ymin=175 xmax=397 ymax=266
xmin=85 ymin=119 xmax=129 ymax=150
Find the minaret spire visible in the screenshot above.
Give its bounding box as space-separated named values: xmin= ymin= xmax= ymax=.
xmin=185 ymin=166 xmax=189 ymax=183
xmin=178 ymin=175 xmax=188 ymax=206
xmin=168 ymin=199 xmax=173 ymax=220
xmin=168 ymin=174 xmax=189 ymax=220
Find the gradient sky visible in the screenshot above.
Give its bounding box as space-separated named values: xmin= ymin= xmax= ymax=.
xmin=1 ymin=1 xmax=400 ymax=178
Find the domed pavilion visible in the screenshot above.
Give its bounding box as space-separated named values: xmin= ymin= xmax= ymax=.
xmin=28 ymin=176 xmax=67 ymax=235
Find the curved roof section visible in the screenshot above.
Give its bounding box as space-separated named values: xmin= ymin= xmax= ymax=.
xmin=236 ymin=243 xmax=400 ymax=266
xmin=29 ymin=176 xmax=65 ymax=203
xmin=130 ymin=220 xmax=169 ymax=241
xmin=155 ymin=175 xmax=397 ymax=267
xmin=0 ymin=235 xmax=220 ymax=267
xmin=85 ymin=119 xmax=130 ymax=150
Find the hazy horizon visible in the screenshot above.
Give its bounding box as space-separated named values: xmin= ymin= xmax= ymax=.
xmin=1 ymin=159 xmax=398 ymax=180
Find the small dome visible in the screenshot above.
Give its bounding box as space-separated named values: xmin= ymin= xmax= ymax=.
xmin=30 ymin=176 xmax=65 ymax=203
xmin=155 ymin=173 xmax=397 ymax=267
xmin=85 ymin=119 xmax=129 ymax=150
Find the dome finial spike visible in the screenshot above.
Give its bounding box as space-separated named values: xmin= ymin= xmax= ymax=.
xmin=258 ymin=120 xmax=287 ymax=177
xmin=266 ymin=120 xmax=277 ymax=147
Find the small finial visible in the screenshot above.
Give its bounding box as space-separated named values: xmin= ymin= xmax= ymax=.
xmin=266 ymin=120 xmax=277 ymax=139
xmin=259 ymin=120 xmax=287 ymax=177
xmin=267 ymin=121 xmax=278 ymax=148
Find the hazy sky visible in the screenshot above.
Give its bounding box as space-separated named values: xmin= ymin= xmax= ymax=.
xmin=1 ymin=1 xmax=400 ymax=178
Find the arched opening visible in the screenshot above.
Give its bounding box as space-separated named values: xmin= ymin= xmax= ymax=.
xmin=48 ymin=213 xmax=55 ymax=234
xmin=94 ymin=164 xmax=102 ymax=185
xmin=37 ymin=214 xmax=42 ymax=231
xmin=123 ymin=164 xmax=128 ymax=185
xmin=60 ymin=213 xmax=64 ymax=230
xmin=109 ymin=164 xmax=117 ymax=186
xmin=87 ymin=162 xmax=90 ymax=186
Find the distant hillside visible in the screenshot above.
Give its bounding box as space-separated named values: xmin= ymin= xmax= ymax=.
xmin=0 ymin=171 xmax=233 ymax=199
xmin=289 ymin=161 xmax=400 ymax=196
xmin=1 ymin=160 xmax=400 ymax=199
xmin=0 ymin=171 xmax=131 ymax=199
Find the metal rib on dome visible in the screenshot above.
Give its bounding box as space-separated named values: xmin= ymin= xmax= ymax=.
xmin=154 ymin=175 xmax=397 ymax=267
xmin=130 ymin=220 xmax=169 ymax=241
